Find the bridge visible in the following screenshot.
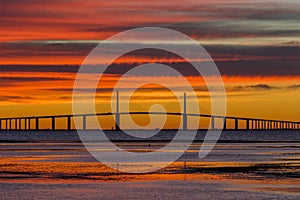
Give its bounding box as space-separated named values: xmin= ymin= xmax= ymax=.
xmin=0 ymin=92 xmax=299 ymax=131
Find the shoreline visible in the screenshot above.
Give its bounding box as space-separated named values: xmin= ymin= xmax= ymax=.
xmin=1 ymin=140 xmax=300 ymax=143
xmin=0 ymin=130 xmax=299 ymax=142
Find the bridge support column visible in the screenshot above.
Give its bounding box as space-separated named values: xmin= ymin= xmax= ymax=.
xmin=223 ymin=117 xmax=227 ymax=130
xmin=246 ymin=119 xmax=249 ymax=130
xmin=35 ymin=118 xmax=39 ymax=130
xmin=67 ymin=116 xmax=71 ymax=131
xmin=279 ymin=122 xmax=281 ymax=129
xmin=183 ymin=93 xmax=187 ymax=130
xmin=115 ymin=91 xmax=120 ymax=131
xmin=271 ymin=121 xmax=273 ymax=129
xmin=278 ymin=121 xmax=281 ymax=130
xmin=25 ymin=119 xmax=27 ymax=130
xmin=280 ymin=122 xmax=282 ymax=129
xmin=0 ymin=119 xmax=1 ymax=131
xmin=115 ymin=114 xmax=120 ymax=131
xmin=211 ymin=116 xmax=215 ymax=130
xmin=235 ymin=119 xmax=238 ymax=130
xmin=52 ymin=117 xmax=55 ymax=130
xmin=82 ymin=115 xmax=86 ymax=130
xmin=15 ymin=119 xmax=17 ymax=130
xmin=28 ymin=118 xmax=31 ymax=130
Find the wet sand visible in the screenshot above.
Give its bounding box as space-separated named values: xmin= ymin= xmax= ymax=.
xmin=0 ymin=131 xmax=299 ymax=199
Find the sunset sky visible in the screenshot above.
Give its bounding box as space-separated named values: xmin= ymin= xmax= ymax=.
xmin=0 ymin=0 xmax=299 ymax=128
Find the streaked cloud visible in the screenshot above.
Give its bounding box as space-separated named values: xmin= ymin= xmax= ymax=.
xmin=0 ymin=0 xmax=299 ymax=121
xmin=0 ymin=0 xmax=299 ymax=41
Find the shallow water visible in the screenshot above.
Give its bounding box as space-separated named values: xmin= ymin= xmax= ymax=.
xmin=0 ymin=130 xmax=299 ymax=199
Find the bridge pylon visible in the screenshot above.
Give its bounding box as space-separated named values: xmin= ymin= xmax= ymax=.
xmin=115 ymin=91 xmax=120 ymax=130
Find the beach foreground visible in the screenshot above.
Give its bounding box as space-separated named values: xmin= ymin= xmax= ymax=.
xmin=0 ymin=130 xmax=299 ymax=199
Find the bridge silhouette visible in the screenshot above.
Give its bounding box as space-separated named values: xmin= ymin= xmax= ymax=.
xmin=0 ymin=92 xmax=299 ymax=131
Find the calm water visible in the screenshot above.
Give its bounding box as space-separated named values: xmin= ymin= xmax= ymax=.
xmin=0 ymin=130 xmax=299 ymax=199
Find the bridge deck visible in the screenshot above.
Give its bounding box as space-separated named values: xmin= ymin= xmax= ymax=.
xmin=0 ymin=112 xmax=299 ymax=131
xmin=1 ymin=92 xmax=299 ymax=131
